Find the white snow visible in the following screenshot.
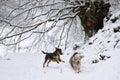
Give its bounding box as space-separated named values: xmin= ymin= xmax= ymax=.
xmin=0 ymin=49 xmax=120 ymax=80
xmin=0 ymin=3 xmax=120 ymax=80
xmin=0 ymin=22 xmax=120 ymax=80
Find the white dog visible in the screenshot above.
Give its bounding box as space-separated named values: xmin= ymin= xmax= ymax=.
xmin=69 ymin=52 xmax=84 ymax=73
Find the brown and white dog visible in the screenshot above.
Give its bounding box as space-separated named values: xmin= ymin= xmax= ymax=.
xmin=42 ymin=48 xmax=64 ymax=68
xmin=69 ymin=52 xmax=84 ymax=73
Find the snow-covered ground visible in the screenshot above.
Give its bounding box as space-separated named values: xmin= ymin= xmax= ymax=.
xmin=0 ymin=49 xmax=120 ymax=80
xmin=0 ymin=49 xmax=119 ymax=80
xmin=0 ymin=7 xmax=120 ymax=80
xmin=0 ymin=25 xmax=120 ymax=80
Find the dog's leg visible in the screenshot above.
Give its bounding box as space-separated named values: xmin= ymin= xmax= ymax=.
xmin=47 ymin=59 xmax=51 ymax=67
xmin=43 ymin=59 xmax=47 ymax=68
xmin=59 ymin=59 xmax=65 ymax=63
xmin=58 ymin=57 xmax=65 ymax=63
xmin=56 ymin=60 xmax=60 ymax=64
xmin=77 ymin=66 xmax=80 ymax=73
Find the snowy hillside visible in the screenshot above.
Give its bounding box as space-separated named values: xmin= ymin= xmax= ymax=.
xmin=0 ymin=13 xmax=120 ymax=80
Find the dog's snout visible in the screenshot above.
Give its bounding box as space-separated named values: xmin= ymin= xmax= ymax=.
xmin=77 ymin=61 xmax=80 ymax=64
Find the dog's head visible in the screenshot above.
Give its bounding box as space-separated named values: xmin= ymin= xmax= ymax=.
xmin=72 ymin=53 xmax=84 ymax=64
xmin=55 ymin=47 xmax=63 ymax=55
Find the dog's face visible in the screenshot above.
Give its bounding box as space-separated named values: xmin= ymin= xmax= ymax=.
xmin=73 ymin=54 xmax=84 ymax=65
xmin=55 ymin=48 xmax=63 ymax=55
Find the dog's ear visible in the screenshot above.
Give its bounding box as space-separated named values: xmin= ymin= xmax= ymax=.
xmin=55 ymin=47 xmax=62 ymax=50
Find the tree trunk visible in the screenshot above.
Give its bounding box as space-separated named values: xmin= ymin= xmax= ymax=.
xmin=76 ymin=0 xmax=111 ymax=41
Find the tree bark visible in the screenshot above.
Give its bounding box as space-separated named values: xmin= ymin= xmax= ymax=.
xmin=76 ymin=0 xmax=111 ymax=41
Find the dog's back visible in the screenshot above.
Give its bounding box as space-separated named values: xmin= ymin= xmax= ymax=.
xmin=42 ymin=51 xmax=56 ymax=60
xmin=69 ymin=52 xmax=78 ymax=68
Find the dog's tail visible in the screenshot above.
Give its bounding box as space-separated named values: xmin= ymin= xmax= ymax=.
xmin=41 ymin=51 xmax=48 ymax=54
xmin=69 ymin=57 xmax=74 ymax=68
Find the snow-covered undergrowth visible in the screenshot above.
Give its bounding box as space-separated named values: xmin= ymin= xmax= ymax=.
xmin=0 ymin=10 xmax=120 ymax=80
